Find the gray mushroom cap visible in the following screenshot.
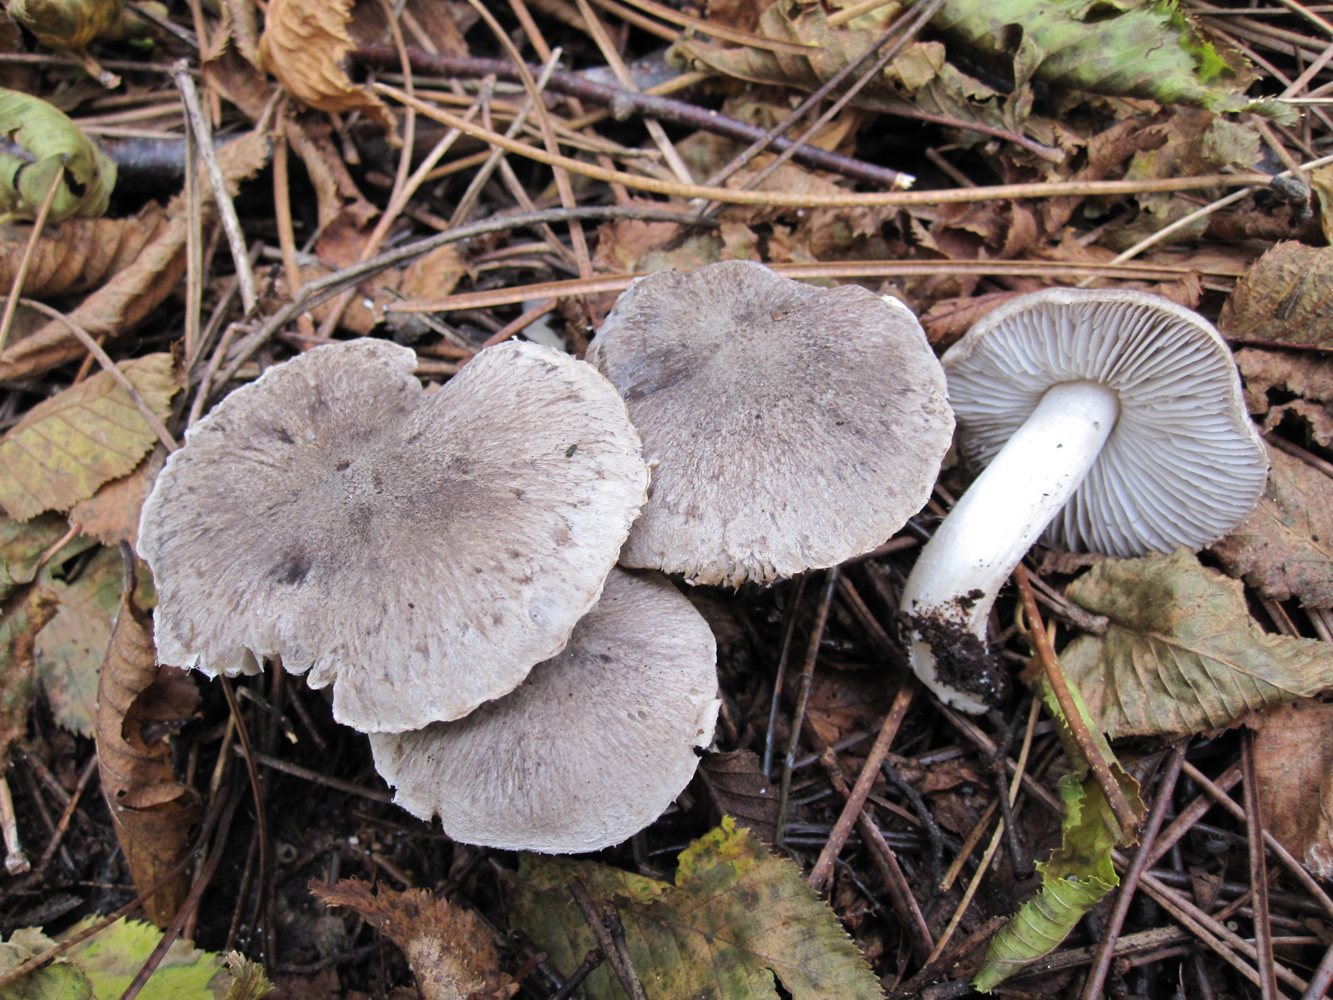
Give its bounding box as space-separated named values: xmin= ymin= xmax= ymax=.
xmin=369 ymin=567 xmax=719 ymax=854
xmin=943 ymin=287 xmax=1267 ymax=556
xmin=587 ymin=260 xmax=954 ymax=587
xmin=137 ymin=338 xmax=647 ymax=733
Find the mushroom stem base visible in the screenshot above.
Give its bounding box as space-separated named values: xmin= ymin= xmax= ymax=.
xmin=901 ymin=379 xmax=1119 ymax=712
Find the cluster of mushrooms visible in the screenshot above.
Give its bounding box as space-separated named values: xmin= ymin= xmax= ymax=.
xmin=135 ymin=260 xmax=1267 ymax=854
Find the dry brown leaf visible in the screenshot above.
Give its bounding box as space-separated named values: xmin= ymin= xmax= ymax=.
xmin=0 ymin=354 xmax=177 ymax=522
xmin=0 ymin=585 xmax=58 ymax=773
xmin=0 ymin=130 xmax=270 ymax=383
xmin=698 ymin=750 xmax=779 ymax=844
xmin=921 ymin=291 xmax=1023 ymax=350
xmin=68 ymin=446 xmax=166 ymax=548
xmin=1238 ymin=348 xmax=1333 ymax=415
xmin=1251 ymin=697 xmax=1333 ymax=878
xmin=258 ymin=0 xmax=393 ymax=127
xmin=311 ymin=879 xmax=516 ymax=1000
xmin=347 ymin=0 xmax=468 ymax=56
xmin=1219 ymin=241 xmax=1333 ymax=352
xmin=95 ymin=557 xmax=201 ymax=928
xmin=0 ymin=203 xmax=165 ymax=299
xmin=1212 ymin=447 xmax=1333 ymax=607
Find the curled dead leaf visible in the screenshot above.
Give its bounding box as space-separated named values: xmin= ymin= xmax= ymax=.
xmin=0 ymin=203 xmax=166 ymax=298
xmin=258 ymin=0 xmax=395 ymax=129
xmin=1219 ymin=241 xmax=1333 ymax=352
xmin=311 ymin=878 xmax=516 ymax=1000
xmin=95 ymin=552 xmax=201 ymax=928
xmin=0 ymin=130 xmax=270 ymax=383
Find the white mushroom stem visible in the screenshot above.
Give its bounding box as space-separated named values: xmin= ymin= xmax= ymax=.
xmin=901 ymin=380 xmax=1120 ymax=713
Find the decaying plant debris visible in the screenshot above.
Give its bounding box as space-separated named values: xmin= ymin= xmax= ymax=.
xmin=2 ymin=0 xmax=1333 ymax=996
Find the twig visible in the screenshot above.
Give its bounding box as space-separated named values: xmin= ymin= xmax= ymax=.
xmin=987 ymin=705 xmax=1031 ymax=878
xmin=0 ymin=168 xmax=64 ymax=356
xmin=808 ymin=677 xmax=915 ymax=890
xmin=821 ymin=749 xmax=935 ymax=962
xmin=550 ymin=949 xmax=603 ymax=1000
xmin=1147 ymin=762 xmax=1242 ymax=867
xmin=357 ymin=47 xmax=909 ymax=187
xmin=32 ymin=754 xmax=97 ymax=876
xmin=705 ymin=0 xmax=945 ymax=210
xmin=1266 ymin=432 xmax=1333 ymax=483
xmin=0 ymin=775 xmax=28 ymax=874
xmin=1181 ymin=760 xmax=1333 ymax=921
xmin=172 ymin=63 xmax=257 ymax=313
xmin=1081 ymin=740 xmax=1188 ymax=1000
xmin=397 ymin=256 xmax=1240 ymax=314
xmin=232 ymin=745 xmax=392 ymax=803
xmin=1303 ymin=943 xmax=1333 ymax=1000
xmin=763 ymin=576 xmax=808 ymax=779
xmin=219 ymin=678 xmax=269 ymax=960
xmin=213 ymin=204 xmax=715 ymax=389
xmin=1013 ymin=565 xmax=1137 ymax=834
xmin=1242 ymin=729 xmax=1279 ymax=1000
xmin=889 ymin=916 xmax=1007 ymax=999
xmin=567 ymin=878 xmax=647 ymax=1000
xmin=15 ymin=297 xmax=178 ymax=452
xmin=377 ymin=83 xmax=1265 ymax=210
xmin=881 ymin=757 xmax=945 ymax=890
xmin=775 ymin=568 xmax=838 ymax=849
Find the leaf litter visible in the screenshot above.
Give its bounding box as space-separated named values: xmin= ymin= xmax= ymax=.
xmin=0 ymin=0 xmax=1331 ymax=995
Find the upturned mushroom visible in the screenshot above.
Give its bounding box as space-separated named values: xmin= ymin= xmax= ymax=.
xmin=900 ymin=288 xmax=1268 ymax=713
xmin=587 ymin=260 xmax=954 ymax=587
xmin=369 ymin=567 xmax=719 ymax=853
xmin=137 ymin=338 xmax=648 ymax=733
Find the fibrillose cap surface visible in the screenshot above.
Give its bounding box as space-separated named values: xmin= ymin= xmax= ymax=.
xmin=587 ymin=260 xmax=954 ymax=587
xmin=137 ymin=338 xmax=648 ymax=734
xmin=369 ymin=567 xmax=719 ymax=854
xmin=943 ymin=287 xmax=1267 ymax=557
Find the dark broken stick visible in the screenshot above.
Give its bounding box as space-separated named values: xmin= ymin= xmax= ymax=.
xmin=1080 ymin=740 xmax=1189 ymax=1000
xmin=820 ymin=749 xmax=935 ymax=963
xmin=567 ymin=878 xmax=648 ymax=1000
xmin=352 ymin=45 xmax=910 ymax=188
xmin=808 ymin=677 xmax=915 ymax=891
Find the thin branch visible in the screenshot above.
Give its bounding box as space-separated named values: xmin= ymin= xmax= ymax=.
xmin=775 ymin=567 xmax=838 ymax=850
xmin=16 ymin=297 xmax=178 ymax=452
xmin=0 ymin=167 xmax=64 ymax=356
xmin=172 ymin=62 xmax=257 ymax=312
xmin=376 ymin=83 xmax=1263 ymax=209
xmin=1013 ymin=565 xmax=1137 ymax=834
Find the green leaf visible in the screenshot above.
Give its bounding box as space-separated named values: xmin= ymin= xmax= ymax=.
xmin=56 ymin=917 xmax=243 ymax=1000
xmin=672 ymin=0 xmax=1265 ymax=123
xmin=974 ymin=775 xmax=1119 ymax=992
xmin=510 ymin=816 xmax=880 ymax=1000
xmin=0 ymin=927 xmax=93 ymax=1000
xmin=926 ymin=0 xmax=1259 ymax=114
xmin=973 ymin=660 xmax=1142 ymax=991
xmin=0 ymin=89 xmax=116 ymax=222
xmin=0 ymin=515 xmax=72 ymax=602
xmin=1062 ymin=548 xmax=1333 ymax=738
xmin=0 ymin=354 xmax=177 ymax=522
xmin=35 ymin=544 xmax=155 ymax=738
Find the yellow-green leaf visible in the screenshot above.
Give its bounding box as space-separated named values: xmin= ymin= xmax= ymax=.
xmin=57 ymin=917 xmax=243 ymax=999
xmin=0 ymin=89 xmax=116 ymax=222
xmin=0 ymin=926 xmax=93 ymax=1000
xmin=0 ymin=354 xmax=177 ymax=522
xmin=0 ymin=514 xmax=71 ymax=601
xmin=36 ymin=543 xmax=155 ymax=738
xmin=510 ymin=816 xmax=880 ymax=1000
xmin=974 ymin=776 xmax=1120 ymax=993
xmin=1062 ymin=547 xmax=1333 ymax=738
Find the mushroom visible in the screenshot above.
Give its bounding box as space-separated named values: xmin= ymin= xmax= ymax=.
xmin=900 ymin=288 xmax=1268 ymax=713
xmin=587 ymin=260 xmax=954 ymax=587
xmin=137 ymin=338 xmax=648 ymax=733
xmin=368 ymin=567 xmax=719 ymax=853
